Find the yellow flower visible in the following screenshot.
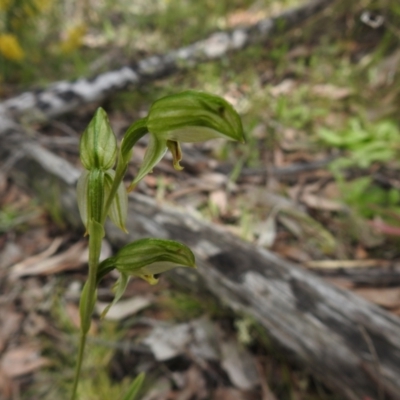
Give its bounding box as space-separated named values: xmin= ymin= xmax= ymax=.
xmin=60 ymin=24 xmax=87 ymax=54
xmin=0 ymin=0 xmax=12 ymax=11
xmin=0 ymin=34 xmax=24 ymax=61
xmin=33 ymin=0 xmax=52 ymax=12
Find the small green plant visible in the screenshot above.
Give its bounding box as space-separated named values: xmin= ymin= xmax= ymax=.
xmin=319 ymin=118 xmax=400 ymax=170
xmin=319 ymin=118 xmax=400 ymax=219
xmin=72 ymin=90 xmax=244 ymax=400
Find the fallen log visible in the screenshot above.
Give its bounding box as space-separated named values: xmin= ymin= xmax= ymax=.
xmin=2 ymin=132 xmax=400 ymax=400
xmin=0 ymin=0 xmax=334 ymax=133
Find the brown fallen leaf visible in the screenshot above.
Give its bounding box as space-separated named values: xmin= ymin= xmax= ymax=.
xmin=226 ymin=9 xmax=267 ymax=27
xmin=209 ymin=189 xmax=228 ymax=216
xmin=353 ymin=287 xmax=400 ymax=309
xmin=140 ymin=377 xmax=171 ymax=400
xmin=9 ymin=237 xmax=63 ymax=278
xmin=175 ymin=366 xmax=207 ymax=400
xmin=0 ymin=241 xmax=24 ymax=269
xmin=0 ymin=311 xmax=23 ymax=352
xmin=0 ymin=367 xmax=13 ymax=400
xmin=1 ymin=345 xmax=51 ymax=378
xmin=272 ymin=243 xmax=311 ymax=263
xmin=368 ymin=218 xmax=400 ymax=236
xmin=255 ymin=210 xmax=278 ymax=249
xmin=370 ymin=48 xmax=400 ymax=88
xmin=355 ymin=245 xmax=369 ymax=260
xmin=23 ymin=312 xmax=47 ymax=337
xmin=220 ymin=337 xmax=260 ymax=390
xmin=200 ymin=172 xmax=228 ymax=187
xmin=270 ymin=79 xmax=296 ymax=97
xmin=311 ymin=84 xmax=352 ymax=100
xmin=255 ymin=359 xmax=278 ymax=400
xmin=212 ymin=387 xmax=252 ymax=400
xmin=65 ymin=302 xmax=97 ymax=335
xmin=96 ymin=296 xmax=153 ymax=321
xmin=0 ymin=172 xmax=7 ymax=193
xmin=10 ymin=239 xmax=111 ymax=279
xmin=322 ymin=277 xmax=354 ymax=290
xmin=299 ymin=193 xmax=345 ymax=212
xmin=168 ymin=183 xmax=216 ymax=201
xmin=305 ymin=259 xmax=390 ymax=269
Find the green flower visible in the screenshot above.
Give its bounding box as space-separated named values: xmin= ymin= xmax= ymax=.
xmin=128 ymin=90 xmax=244 ymax=190
xmin=97 ymin=238 xmax=196 ymax=285
xmin=97 ymin=238 xmax=196 ymax=317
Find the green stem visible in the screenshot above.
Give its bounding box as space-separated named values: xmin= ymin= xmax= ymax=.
xmin=71 ymin=222 xmax=103 ymax=400
xmin=70 ymin=333 xmax=86 ymax=400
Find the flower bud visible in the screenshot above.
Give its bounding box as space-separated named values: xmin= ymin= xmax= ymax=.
xmin=80 ymin=107 xmax=117 ymax=170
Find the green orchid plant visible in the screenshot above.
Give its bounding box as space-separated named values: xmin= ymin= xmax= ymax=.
xmin=72 ymin=90 xmax=244 ymax=400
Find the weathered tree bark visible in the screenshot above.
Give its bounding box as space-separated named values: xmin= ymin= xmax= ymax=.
xmin=0 ymin=0 xmax=335 ymax=133
xmin=310 ymin=263 xmax=400 ymax=287
xmin=2 ymin=134 xmax=400 ymax=400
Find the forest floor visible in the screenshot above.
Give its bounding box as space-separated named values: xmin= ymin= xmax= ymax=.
xmin=1 ymin=0 xmax=400 ymax=399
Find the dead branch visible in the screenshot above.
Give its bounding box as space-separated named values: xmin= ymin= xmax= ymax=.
xmin=0 ymin=0 xmax=334 ymax=133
